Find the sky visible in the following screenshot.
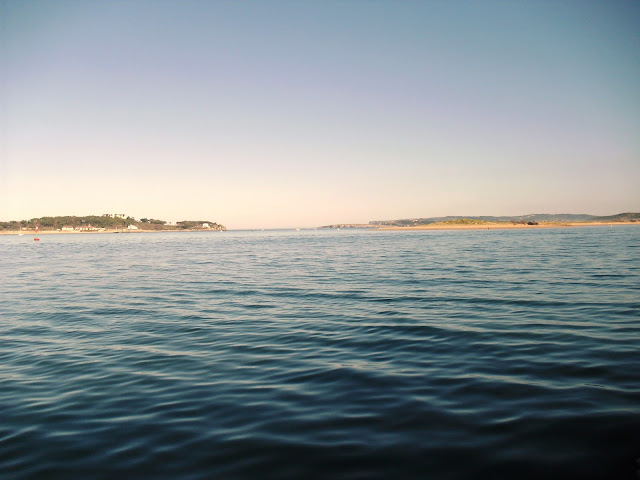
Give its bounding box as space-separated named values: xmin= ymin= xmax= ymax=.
xmin=1 ymin=1 xmax=639 ymax=229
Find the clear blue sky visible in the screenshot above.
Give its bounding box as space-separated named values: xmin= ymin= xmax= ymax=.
xmin=2 ymin=1 xmax=638 ymax=229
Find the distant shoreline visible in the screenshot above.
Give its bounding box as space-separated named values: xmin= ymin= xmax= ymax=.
xmin=374 ymin=221 xmax=639 ymax=231
xmin=2 ymin=222 xmax=638 ymax=235
xmin=0 ymin=229 xmax=224 ymax=236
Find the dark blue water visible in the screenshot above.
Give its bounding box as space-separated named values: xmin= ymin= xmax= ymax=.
xmin=1 ymin=227 xmax=639 ymax=479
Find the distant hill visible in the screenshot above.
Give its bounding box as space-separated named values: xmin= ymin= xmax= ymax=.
xmin=592 ymin=212 xmax=640 ymax=222
xmin=368 ymin=212 xmax=639 ymax=227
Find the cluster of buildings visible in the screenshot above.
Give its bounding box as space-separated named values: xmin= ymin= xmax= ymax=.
xmin=61 ymin=225 xmax=105 ymax=232
xmin=60 ymin=224 xmax=138 ymax=231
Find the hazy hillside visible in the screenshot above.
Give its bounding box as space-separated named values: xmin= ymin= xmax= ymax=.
xmin=369 ymin=213 xmax=638 ymax=227
xmin=592 ymin=212 xmax=640 ymax=222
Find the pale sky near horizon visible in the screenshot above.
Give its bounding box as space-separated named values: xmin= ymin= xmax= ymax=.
xmin=1 ymin=1 xmax=638 ymax=229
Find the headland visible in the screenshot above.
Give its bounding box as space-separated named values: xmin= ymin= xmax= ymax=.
xmin=0 ymin=214 xmax=226 ymax=235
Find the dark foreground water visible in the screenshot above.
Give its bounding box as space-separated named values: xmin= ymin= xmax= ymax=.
xmin=1 ymin=227 xmax=639 ymax=479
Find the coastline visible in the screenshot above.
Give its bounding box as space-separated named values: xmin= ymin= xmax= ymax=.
xmin=375 ymin=221 xmax=639 ymax=231
xmin=0 ymin=229 xmax=222 ymax=236
xmin=2 ymin=222 xmax=638 ymax=235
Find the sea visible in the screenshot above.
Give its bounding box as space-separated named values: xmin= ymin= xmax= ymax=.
xmin=1 ymin=227 xmax=639 ymax=479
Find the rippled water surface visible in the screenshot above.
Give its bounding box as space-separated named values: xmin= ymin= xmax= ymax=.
xmin=1 ymin=227 xmax=639 ymax=479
